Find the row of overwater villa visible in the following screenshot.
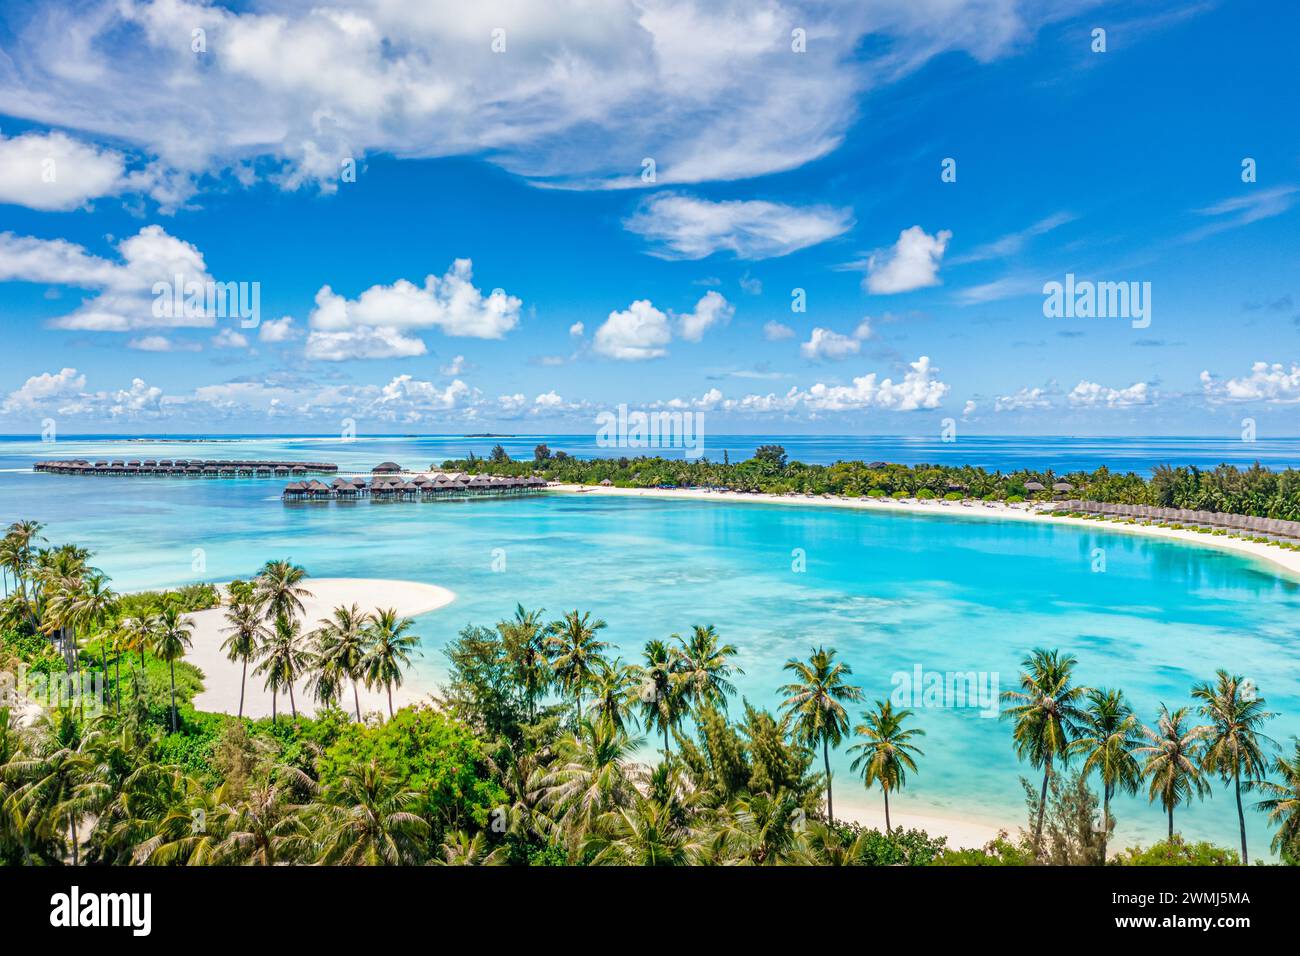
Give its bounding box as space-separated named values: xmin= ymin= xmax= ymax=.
xmin=282 ymin=462 xmax=548 ymax=501
xmin=34 ymin=458 xmax=339 ymax=476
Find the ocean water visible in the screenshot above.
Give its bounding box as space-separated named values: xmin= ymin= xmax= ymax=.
xmin=2 ymin=436 xmax=1300 ymax=855
xmin=4 ymin=433 xmax=1300 ymax=475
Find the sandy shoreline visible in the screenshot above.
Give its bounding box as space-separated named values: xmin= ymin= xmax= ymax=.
xmin=552 ymin=483 xmax=1300 ymax=581
xmin=186 ymin=577 xmax=455 ymax=719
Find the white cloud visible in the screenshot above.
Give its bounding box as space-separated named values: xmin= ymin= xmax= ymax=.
xmin=441 ymin=355 xmax=468 ymax=375
xmin=593 ymin=299 xmax=672 ymax=360
xmin=865 ymin=226 xmax=951 ymax=294
xmin=1067 ymin=380 xmax=1151 ymax=407
xmin=0 ymin=1 xmax=1071 ymax=198
xmin=763 ymin=320 xmax=795 ymax=341
xmin=128 ymin=335 xmax=200 ymax=353
xmin=258 ymin=316 xmax=298 ymax=343
xmin=211 ymin=328 xmax=250 ymax=349
xmin=721 ymin=356 xmax=948 ymax=415
xmin=0 ymin=130 xmax=133 ymax=211
xmin=568 ymin=322 xmax=585 ymax=337
xmin=534 ymin=391 xmax=565 ymax=408
xmin=2 ymin=367 xmax=85 ymax=412
xmin=676 ymin=291 xmax=734 ymax=341
xmin=799 ymin=318 xmax=873 ymax=361
xmin=801 ymin=328 xmax=861 ymax=362
xmin=994 ymin=386 xmax=1054 ymax=412
xmin=304 ymin=326 xmax=428 ymax=361
xmin=962 ymin=400 xmax=977 ymax=417
xmin=799 ymin=356 xmax=948 ymax=411
xmin=1201 ymin=362 xmax=1300 ymax=404
xmin=376 ymin=375 xmax=470 ymax=411
xmin=0 ymin=225 xmax=233 ymax=331
xmin=625 ymin=193 xmax=853 ymax=260
xmin=1184 ymin=187 xmax=1298 ymax=243
xmin=309 ymin=259 xmax=520 ymax=340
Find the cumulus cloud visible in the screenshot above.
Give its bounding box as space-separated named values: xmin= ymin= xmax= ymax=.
xmin=625 ymin=193 xmax=853 ymax=260
xmin=2 ymin=367 xmax=86 ymax=412
xmin=211 ymin=328 xmax=250 ymax=349
xmin=1201 ymin=362 xmax=1300 ymax=403
xmin=0 ymin=130 xmax=135 ymax=211
xmin=305 ymin=259 xmax=521 ymax=360
xmin=258 ymin=316 xmax=298 ymax=343
xmin=568 ymin=322 xmax=585 ymax=337
xmin=799 ymin=318 xmax=873 ymax=361
xmin=1067 ymin=380 xmax=1151 ymax=407
xmin=677 ymin=291 xmax=734 ymax=341
xmin=0 ymin=225 xmax=236 ymax=331
xmin=763 ymin=320 xmax=795 ymax=341
xmin=864 ymin=226 xmax=951 ymax=294
xmin=593 ymin=299 xmax=672 ymax=360
xmin=128 ymin=335 xmax=201 ymax=353
xmin=304 ymin=326 xmax=428 ymax=361
xmin=718 ymin=356 xmax=948 ymax=415
xmin=994 ymin=386 xmax=1054 ymax=412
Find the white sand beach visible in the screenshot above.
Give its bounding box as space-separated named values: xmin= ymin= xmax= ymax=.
xmin=186 ymin=577 xmax=455 ymax=719
xmin=837 ymin=801 xmax=1007 ymax=850
xmin=553 ymin=483 xmax=1300 ymax=581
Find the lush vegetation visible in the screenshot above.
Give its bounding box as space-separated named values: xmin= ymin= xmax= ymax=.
xmin=2 ymin=519 xmax=1298 ymax=865
xmin=446 ymin=446 xmax=1300 ymax=521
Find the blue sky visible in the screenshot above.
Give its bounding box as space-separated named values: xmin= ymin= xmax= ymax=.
xmin=0 ymin=0 xmax=1296 ymax=436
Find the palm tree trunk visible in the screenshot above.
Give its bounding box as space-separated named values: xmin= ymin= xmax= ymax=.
xmin=353 ymin=680 xmax=361 ymax=722
xmin=238 ymin=657 xmax=247 ymax=718
xmin=884 ymin=787 xmax=891 ymax=831
xmin=100 ymin=642 xmax=107 ymax=705
xmin=69 ymin=815 xmax=78 ymax=866
xmin=823 ymin=738 xmax=834 ymax=824
xmin=272 ymin=688 xmax=277 ymax=723
xmin=1234 ymin=769 xmax=1248 ymax=865
xmin=1101 ymin=786 xmax=1111 ymax=864
xmin=387 ymin=683 xmax=394 ymax=719
xmin=1168 ymin=804 xmax=1174 ymax=841
xmin=168 ymin=659 xmax=177 ymax=732
xmin=140 ymin=646 xmax=145 ymax=670
xmin=114 ymin=653 xmax=120 ymax=715
xmin=1034 ymin=756 xmax=1051 ymax=854
xmin=288 ymin=680 xmax=297 ymax=719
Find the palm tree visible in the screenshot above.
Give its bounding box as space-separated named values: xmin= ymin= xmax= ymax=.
xmin=1001 ymin=648 xmax=1087 ymax=854
xmin=498 ymin=604 xmax=554 ymax=722
xmin=1071 ymin=687 xmax=1143 ymax=862
xmin=779 ymin=647 xmax=862 ymax=824
xmin=311 ymin=604 xmax=369 ymax=721
xmin=588 ymin=657 xmax=637 ymax=734
xmin=12 ymin=709 xmax=92 ymax=864
xmin=363 ymin=608 xmax=420 ymax=719
xmin=436 ymin=830 xmax=506 ymax=866
xmin=546 ymin=610 xmax=609 ymax=725
xmin=1137 ymin=704 xmax=1211 ymax=841
xmin=316 ymin=759 xmax=430 ymax=865
xmin=673 ymin=624 xmax=743 ymax=712
xmin=256 ymin=615 xmax=309 ymax=721
xmin=847 ymin=699 xmax=925 ymax=831
xmin=123 ymin=613 xmax=158 ymax=673
xmin=218 ymin=778 xmax=311 ymax=865
xmin=253 ymin=559 xmax=312 ymax=625
xmin=220 ymin=600 xmax=266 ymax=719
xmin=67 ymin=572 xmax=118 ymax=707
xmin=153 ymin=604 xmax=194 ymax=733
xmin=2 ymin=520 xmax=44 ymax=628
xmin=637 ymin=639 xmax=686 ymax=760
xmin=1254 ymin=738 xmax=1300 ymax=863
xmin=1192 ymin=670 xmax=1276 ymax=864
xmin=533 ymin=719 xmax=641 ymax=852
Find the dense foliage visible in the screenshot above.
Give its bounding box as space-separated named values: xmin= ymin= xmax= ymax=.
xmin=444 ymin=447 xmax=1300 ymax=519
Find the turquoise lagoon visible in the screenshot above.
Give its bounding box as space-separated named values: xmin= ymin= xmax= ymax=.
xmin=4 ymin=438 xmax=1300 ymax=856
